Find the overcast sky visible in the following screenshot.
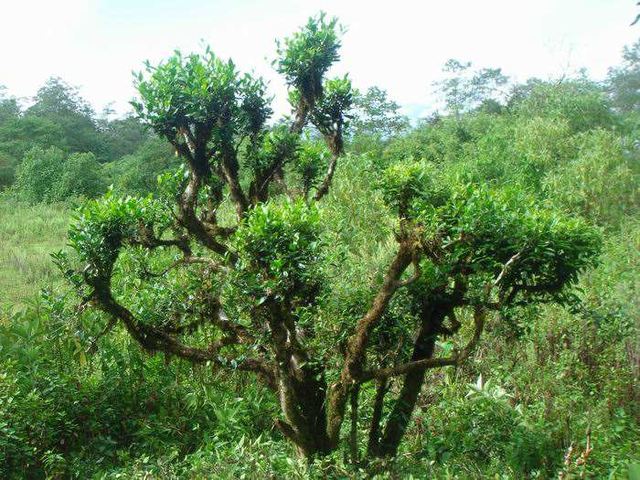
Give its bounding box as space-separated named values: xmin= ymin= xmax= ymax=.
xmin=1 ymin=0 xmax=638 ymax=119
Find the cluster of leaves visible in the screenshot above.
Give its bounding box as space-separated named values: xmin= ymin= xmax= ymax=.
xmin=232 ymin=200 xmax=324 ymax=304
xmin=377 ymin=160 xmax=448 ymax=216
xmin=247 ymin=126 xmax=299 ymax=178
xmin=67 ymin=192 xmax=161 ymax=280
xmin=132 ymin=48 xmax=271 ymax=143
xmin=374 ymin=157 xmax=601 ymax=312
xmin=310 ymin=76 xmax=354 ymax=135
xmin=276 ymin=13 xmax=342 ymax=106
xmin=418 ymin=184 xmax=600 ymax=305
xmin=294 ymin=141 xmax=330 ymax=195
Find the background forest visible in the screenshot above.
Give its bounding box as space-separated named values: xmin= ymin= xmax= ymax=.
xmin=0 ymin=17 xmax=638 ymax=479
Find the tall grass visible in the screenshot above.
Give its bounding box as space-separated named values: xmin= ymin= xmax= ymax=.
xmin=0 ymin=200 xmax=69 ymax=310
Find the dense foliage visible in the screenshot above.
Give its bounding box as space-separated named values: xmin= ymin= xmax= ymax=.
xmin=13 ymin=147 xmax=106 ymax=203
xmin=0 ymin=15 xmax=638 ymax=480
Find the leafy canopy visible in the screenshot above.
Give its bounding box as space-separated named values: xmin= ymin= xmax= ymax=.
xmin=275 ymin=12 xmax=343 ymax=106
xmin=379 ymin=159 xmax=601 ymax=307
xmin=132 ymin=48 xmax=272 ymax=145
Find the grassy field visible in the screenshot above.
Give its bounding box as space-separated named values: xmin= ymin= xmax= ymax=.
xmin=0 ymin=200 xmax=69 ymax=310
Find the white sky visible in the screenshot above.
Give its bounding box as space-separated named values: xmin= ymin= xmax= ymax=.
xmin=1 ymin=0 xmax=638 ymax=119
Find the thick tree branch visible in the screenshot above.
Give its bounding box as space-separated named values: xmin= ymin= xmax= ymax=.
xmin=169 ymin=139 xmax=195 ymax=165
xmin=397 ymin=257 xmax=422 ymax=287
xmin=87 ymin=277 xmax=275 ymax=386
xmin=313 ymin=130 xmax=343 ymax=201
xmin=180 ymin=126 xmax=197 ymax=155
xmin=359 ymin=252 xmax=522 ymax=383
xmin=326 ymin=238 xmax=415 ymax=444
xmin=136 ymin=223 xmax=191 ymax=255
xmin=366 ymin=377 xmax=388 ymax=457
xmin=262 ymin=299 xmax=315 ymax=452
xmin=313 ymin=150 xmax=339 ymax=201
xmin=263 ymin=94 xmax=313 ymax=197
xmin=291 ymin=100 xmax=311 ymax=135
xmin=221 ymin=152 xmax=249 ymax=220
xmin=491 ymin=251 xmax=522 ymax=291
xmin=177 ymin=171 xmax=231 ymax=257
xmin=344 ymin=240 xmax=414 ymax=377
xmin=359 ymin=305 xmax=486 ymax=381
xmin=349 ymin=384 xmax=360 ymax=464
xmin=251 ymin=148 xmax=296 ymax=203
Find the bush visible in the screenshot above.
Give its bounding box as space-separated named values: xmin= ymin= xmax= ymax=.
xmin=105 ymin=138 xmax=179 ymax=195
xmin=12 ymin=146 xmax=106 ymax=203
xmin=511 ymin=79 xmax=617 ymax=133
xmin=0 ymin=151 xmax=17 ymax=188
xmin=426 ymin=377 xmax=557 ymax=475
xmin=543 ymin=129 xmax=639 ymax=227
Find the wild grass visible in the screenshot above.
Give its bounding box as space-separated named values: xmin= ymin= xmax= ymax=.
xmin=0 ymin=199 xmax=69 ymax=310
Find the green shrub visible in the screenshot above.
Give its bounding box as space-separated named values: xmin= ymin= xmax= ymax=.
xmin=0 ymin=151 xmax=17 ymax=188
xmin=543 ymin=129 xmax=639 ymax=226
xmin=511 ymin=79 xmax=617 ymax=133
xmin=12 ymin=146 xmax=106 ymax=203
xmin=105 ymin=138 xmax=179 ymax=195
xmin=426 ymin=377 xmax=556 ymax=475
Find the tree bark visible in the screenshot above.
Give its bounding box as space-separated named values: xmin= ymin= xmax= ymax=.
xmin=366 ymin=378 xmax=388 ymax=457
xmin=326 ymin=240 xmax=414 ymax=446
xmin=350 ymin=384 xmax=360 ymax=463
xmin=374 ymin=304 xmax=447 ymax=457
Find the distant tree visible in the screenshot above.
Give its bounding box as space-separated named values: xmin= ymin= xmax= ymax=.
xmin=0 ymin=116 xmax=68 ymax=160
xmin=607 ymin=40 xmax=640 ymax=113
xmin=0 ymin=86 xmax=20 ymax=124
xmin=57 ymin=152 xmax=106 ymax=199
xmin=0 ymin=151 xmax=18 ymax=188
xmin=13 ymin=146 xmax=67 ymax=202
xmin=57 ymin=14 xmax=600 ymax=460
xmin=100 ymin=114 xmax=151 ymax=162
xmin=26 ymin=77 xmax=105 ymax=158
xmin=0 ymin=87 xmax=23 ymax=187
xmin=351 ymin=86 xmax=410 ymax=138
xmin=27 ymin=77 xmax=94 ymax=119
xmin=435 ymin=60 xmax=509 ymax=115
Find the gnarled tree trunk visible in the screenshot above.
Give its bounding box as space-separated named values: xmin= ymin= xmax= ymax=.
xmin=371 ymin=304 xmax=447 ymax=457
